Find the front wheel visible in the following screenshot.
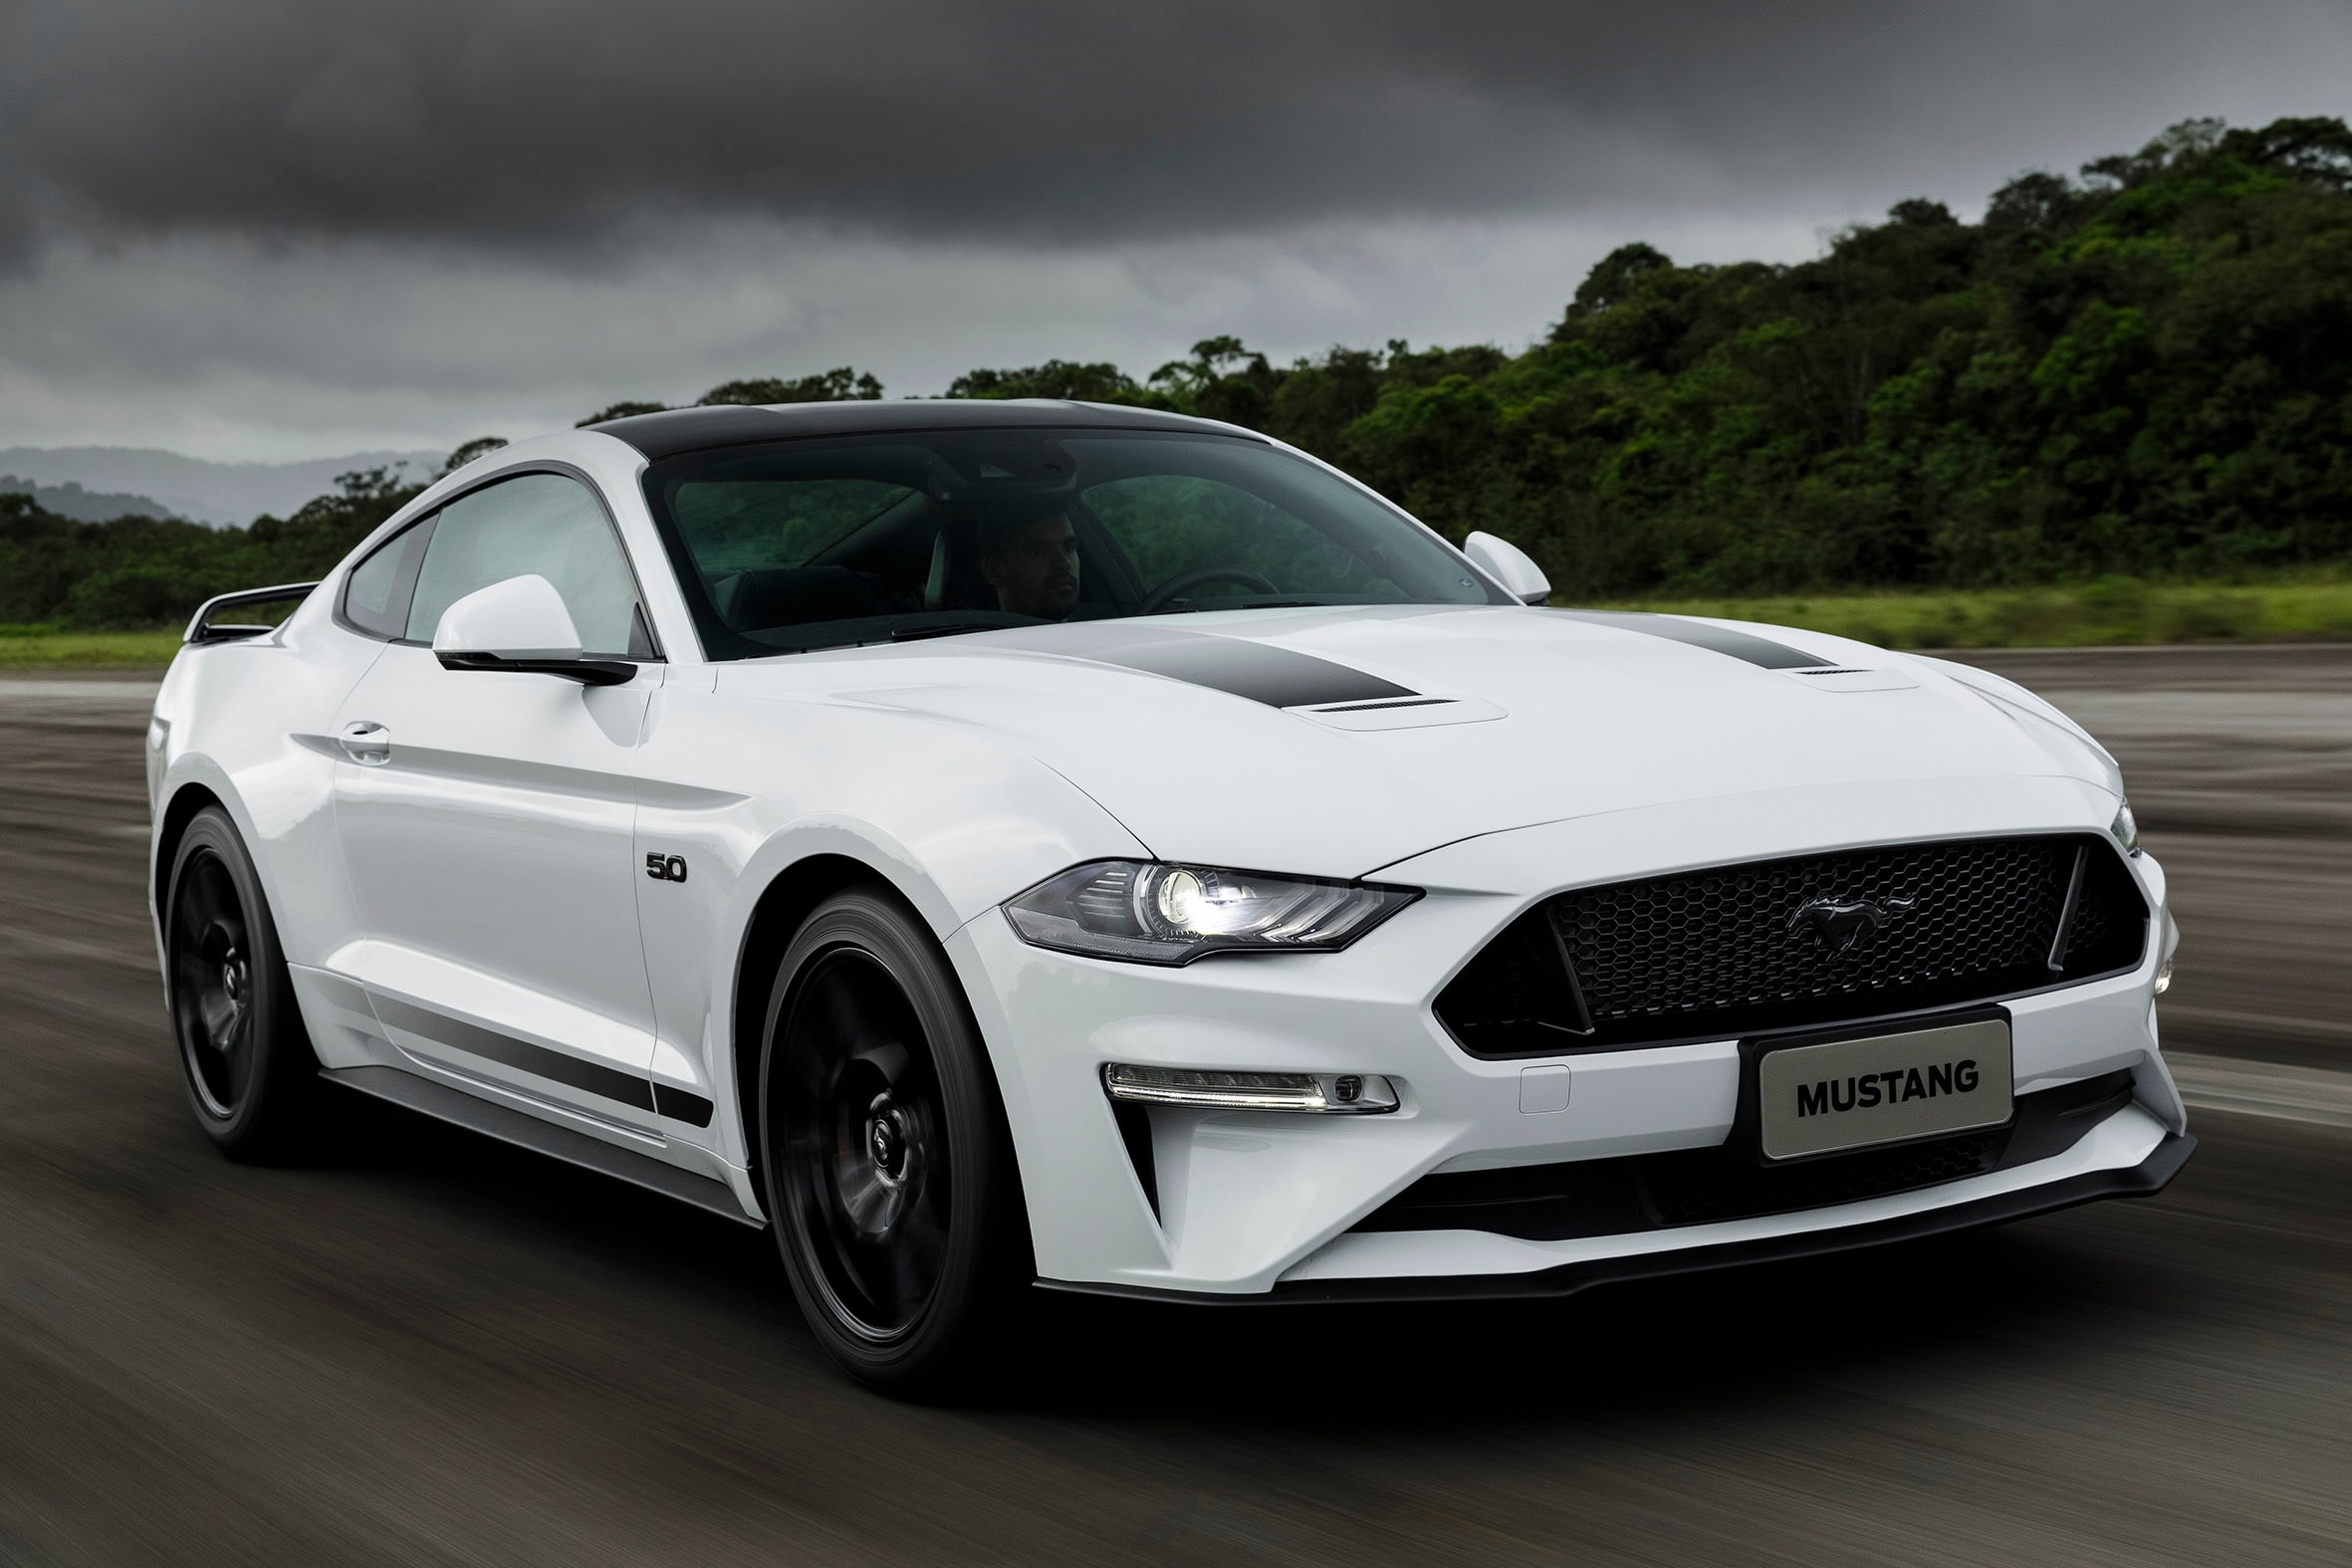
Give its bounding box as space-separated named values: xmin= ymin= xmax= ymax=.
xmin=164 ymin=805 xmax=322 ymax=1160
xmin=759 ymin=887 xmax=1028 ymax=1393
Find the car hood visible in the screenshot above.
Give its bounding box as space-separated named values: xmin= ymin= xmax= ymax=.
xmin=721 ymin=605 xmax=2119 ymax=879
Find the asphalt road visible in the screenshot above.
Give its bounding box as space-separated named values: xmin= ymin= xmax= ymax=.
xmin=2 ymin=647 xmax=2347 ymax=1567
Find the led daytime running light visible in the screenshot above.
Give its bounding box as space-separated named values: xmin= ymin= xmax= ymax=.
xmin=1102 ymin=1063 xmax=1399 ymax=1114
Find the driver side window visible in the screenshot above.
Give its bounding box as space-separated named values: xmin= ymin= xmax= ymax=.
xmin=405 ymin=473 xmax=652 ymax=656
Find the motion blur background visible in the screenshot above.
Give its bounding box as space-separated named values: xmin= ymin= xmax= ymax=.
xmin=2 ymin=3 xmax=2349 ymax=1563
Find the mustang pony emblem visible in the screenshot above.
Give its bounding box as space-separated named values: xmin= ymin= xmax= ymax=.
xmin=1787 ymin=895 xmax=1918 ymax=955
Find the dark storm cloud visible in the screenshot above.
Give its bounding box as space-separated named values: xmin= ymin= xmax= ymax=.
xmin=1 ymin=0 xmax=2303 ymax=255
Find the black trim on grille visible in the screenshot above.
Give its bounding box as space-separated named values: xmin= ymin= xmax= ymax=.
xmin=1353 ymin=1069 xmax=2137 ymax=1241
xmin=1436 ymin=834 xmax=2149 ymax=1057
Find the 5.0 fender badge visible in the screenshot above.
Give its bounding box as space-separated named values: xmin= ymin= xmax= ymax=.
xmin=1787 ymin=894 xmax=1916 ymax=955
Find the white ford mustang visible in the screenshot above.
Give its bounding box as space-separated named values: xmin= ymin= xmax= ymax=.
xmin=148 ymin=400 xmax=2192 ymax=1390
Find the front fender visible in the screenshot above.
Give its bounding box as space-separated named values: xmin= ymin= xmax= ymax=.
xmin=632 ymin=682 xmax=1150 ymax=1187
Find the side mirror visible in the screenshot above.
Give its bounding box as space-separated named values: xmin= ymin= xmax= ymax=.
xmin=1463 ymin=531 xmax=1552 ymax=606
xmin=432 ymin=575 xmax=635 ymax=686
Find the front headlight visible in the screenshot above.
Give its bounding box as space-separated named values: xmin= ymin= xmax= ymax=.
xmin=2111 ymin=799 xmax=2141 ymax=855
xmin=1004 ymin=860 xmax=1419 ymax=965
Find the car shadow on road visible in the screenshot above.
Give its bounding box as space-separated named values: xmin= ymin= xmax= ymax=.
xmin=1000 ymin=1227 xmax=2130 ymax=1431
xmin=301 ymin=1082 xmax=2152 ymax=1437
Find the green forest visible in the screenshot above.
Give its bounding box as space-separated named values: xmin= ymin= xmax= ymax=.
xmin=6 ymin=115 xmax=2350 ymax=633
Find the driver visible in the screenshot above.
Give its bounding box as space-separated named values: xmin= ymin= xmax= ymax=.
xmin=979 ymin=511 xmax=1081 ymax=620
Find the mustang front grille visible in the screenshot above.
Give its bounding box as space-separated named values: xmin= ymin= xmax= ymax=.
xmin=1436 ymin=834 xmax=2148 ymax=1056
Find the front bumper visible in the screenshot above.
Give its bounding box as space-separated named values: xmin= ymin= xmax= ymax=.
xmin=1045 ymin=1127 xmax=2196 ymax=1304
xmin=946 ymin=774 xmax=2186 ymax=1297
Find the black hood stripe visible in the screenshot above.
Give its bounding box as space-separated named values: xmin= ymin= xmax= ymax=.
xmin=1553 ymin=609 xmax=1831 ymax=670
xmin=985 ymin=623 xmax=1415 ymax=707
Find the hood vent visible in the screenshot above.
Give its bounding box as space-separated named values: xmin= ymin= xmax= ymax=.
xmin=1783 ymin=667 xmax=1919 ymax=692
xmin=1293 ymin=695 xmax=1508 ymax=732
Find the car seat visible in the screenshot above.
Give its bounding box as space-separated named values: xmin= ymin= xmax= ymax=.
xmin=923 ymin=521 xmax=998 ymax=612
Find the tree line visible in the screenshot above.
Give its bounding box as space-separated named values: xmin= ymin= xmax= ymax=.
xmin=7 ymin=115 xmax=2348 ymax=628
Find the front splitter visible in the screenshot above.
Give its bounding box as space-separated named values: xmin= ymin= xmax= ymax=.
xmin=1035 ymin=1131 xmax=2195 ymax=1306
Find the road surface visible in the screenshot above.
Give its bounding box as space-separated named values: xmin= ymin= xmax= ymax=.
xmin=1 ymin=646 xmax=2345 ymax=1566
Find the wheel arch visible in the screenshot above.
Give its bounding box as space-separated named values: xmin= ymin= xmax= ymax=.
xmin=729 ymin=852 xmax=881 ymax=1175
xmin=724 ymin=850 xmax=1034 ymax=1267
xmin=152 ymin=779 xmax=230 ymax=928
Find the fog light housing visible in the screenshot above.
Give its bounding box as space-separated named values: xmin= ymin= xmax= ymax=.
xmin=2154 ymin=956 xmax=2174 ymax=996
xmin=1102 ymin=1063 xmax=1399 ymax=1114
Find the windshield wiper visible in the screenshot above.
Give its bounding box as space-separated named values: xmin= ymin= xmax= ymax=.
xmin=889 ymin=622 xmax=1005 ymax=643
xmin=1144 ymin=600 xmax=1331 ymax=616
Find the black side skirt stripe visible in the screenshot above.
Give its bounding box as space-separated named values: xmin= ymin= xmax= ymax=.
xmin=1552 ymin=609 xmax=1831 ymax=670
xmin=988 ymin=623 xmax=1415 ymax=707
xmin=323 ymin=1066 xmax=760 ymax=1227
xmin=653 ymin=1084 xmax=716 ymax=1127
xmin=371 ymin=995 xmax=658 ymax=1113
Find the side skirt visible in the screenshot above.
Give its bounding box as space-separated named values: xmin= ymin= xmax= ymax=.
xmin=321 ymin=1064 xmax=764 ymax=1229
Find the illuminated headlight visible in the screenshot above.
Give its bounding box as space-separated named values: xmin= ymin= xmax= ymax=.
xmin=1103 ymin=1063 xmax=1399 ymax=1114
xmin=1004 ymin=860 xmax=1419 ymax=965
xmin=2111 ymin=800 xmax=2141 ymax=855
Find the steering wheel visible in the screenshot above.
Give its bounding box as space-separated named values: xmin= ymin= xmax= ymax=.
xmin=1139 ymin=564 xmax=1281 ymax=614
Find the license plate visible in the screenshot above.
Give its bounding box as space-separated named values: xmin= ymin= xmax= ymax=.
xmin=1757 ymin=1018 xmax=2013 ymax=1161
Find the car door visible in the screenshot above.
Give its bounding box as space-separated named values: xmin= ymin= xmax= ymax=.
xmin=328 ymin=468 xmax=668 ymax=1134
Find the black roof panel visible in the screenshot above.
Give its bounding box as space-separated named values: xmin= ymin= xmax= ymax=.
xmin=585 ymin=399 xmax=1250 ymax=460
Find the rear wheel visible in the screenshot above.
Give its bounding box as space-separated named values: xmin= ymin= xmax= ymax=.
xmin=759 ymin=887 xmax=1027 ymax=1394
xmin=164 ymin=806 xmax=321 ymax=1160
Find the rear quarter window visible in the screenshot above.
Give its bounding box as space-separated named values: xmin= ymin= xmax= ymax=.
xmin=340 ymin=517 xmax=435 ymax=639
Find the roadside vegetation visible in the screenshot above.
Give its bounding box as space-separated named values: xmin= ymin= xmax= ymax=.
xmin=16 ymin=571 xmax=2349 ymax=674
xmin=0 ymin=625 xmax=184 ymax=670
xmin=1617 ymin=570 xmax=2352 ymax=650
xmin=5 ymin=115 xmax=2349 ymax=667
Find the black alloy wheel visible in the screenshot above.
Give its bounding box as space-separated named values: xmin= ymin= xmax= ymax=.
xmin=760 ymin=887 xmax=1026 ymax=1393
xmin=164 ymin=806 xmax=320 ymax=1159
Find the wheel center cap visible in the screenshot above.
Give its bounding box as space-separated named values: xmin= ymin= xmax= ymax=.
xmin=865 ymin=1093 xmax=910 ymax=1184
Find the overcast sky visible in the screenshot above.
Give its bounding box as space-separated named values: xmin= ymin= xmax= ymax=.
xmin=3 ymin=0 xmax=2348 ymax=463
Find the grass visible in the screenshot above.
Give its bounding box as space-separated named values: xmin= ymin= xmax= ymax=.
xmin=1598 ymin=573 xmax=2352 ymax=651
xmin=0 ymin=624 xmax=185 ymax=670
xmin=5 ymin=573 xmax=2352 ymax=669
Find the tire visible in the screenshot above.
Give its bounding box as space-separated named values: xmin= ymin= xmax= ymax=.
xmin=758 ymin=886 xmax=1028 ymax=1394
xmin=163 ymin=805 xmax=322 ymax=1161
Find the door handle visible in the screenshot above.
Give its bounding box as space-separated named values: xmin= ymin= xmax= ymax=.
xmin=339 ymin=721 xmax=391 ymax=765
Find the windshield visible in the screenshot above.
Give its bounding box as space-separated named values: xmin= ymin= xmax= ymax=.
xmin=640 ymin=428 xmax=1507 ymax=658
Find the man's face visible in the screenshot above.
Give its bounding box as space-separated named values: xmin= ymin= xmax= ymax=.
xmin=983 ymin=515 xmax=1080 ymax=618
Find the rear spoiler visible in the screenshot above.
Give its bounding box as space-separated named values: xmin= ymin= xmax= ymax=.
xmin=183 ymin=581 xmax=322 ymax=645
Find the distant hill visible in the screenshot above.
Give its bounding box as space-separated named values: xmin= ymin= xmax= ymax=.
xmin=0 ymin=445 xmax=443 ymax=527
xmin=0 ymin=475 xmax=181 ymax=523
